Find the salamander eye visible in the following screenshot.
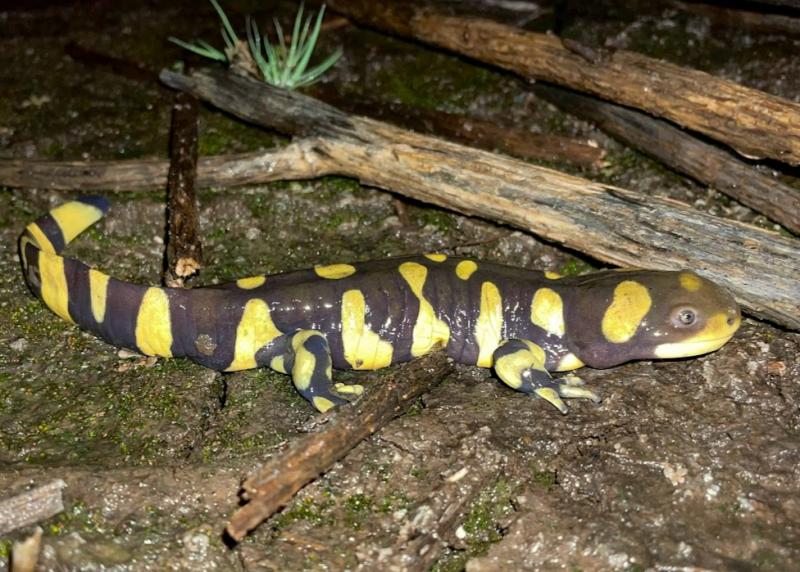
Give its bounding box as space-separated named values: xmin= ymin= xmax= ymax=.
xmin=674 ymin=308 xmax=697 ymax=327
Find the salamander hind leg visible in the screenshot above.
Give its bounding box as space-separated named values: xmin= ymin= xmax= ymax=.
xmin=284 ymin=330 xmax=363 ymax=413
xmin=492 ymin=339 xmax=601 ymax=414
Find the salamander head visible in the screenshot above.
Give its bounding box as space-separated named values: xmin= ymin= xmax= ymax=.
xmin=563 ymin=270 xmax=741 ymax=368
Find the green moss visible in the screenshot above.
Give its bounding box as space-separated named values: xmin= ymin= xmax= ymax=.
xmin=45 ymin=500 xmax=102 ymax=536
xmin=344 ymin=493 xmax=374 ymax=530
xmin=377 ymin=491 xmax=412 ymax=514
xmin=0 ymin=539 xmax=11 ymax=560
xmin=414 ymin=208 xmax=455 ymax=232
xmin=559 ymin=258 xmax=596 ymax=277
xmin=272 ymin=497 xmax=335 ymax=530
xmin=198 ymin=111 xmax=285 ymax=155
xmin=321 ymin=176 xmax=362 ymax=194
xmin=410 ymin=466 xmax=428 ymax=479
xmin=531 ymin=469 xmax=557 ymax=490
xmin=372 ymin=48 xmax=503 ymax=113
xmin=41 ymin=141 xmax=66 ymax=159
xmin=458 ymin=478 xmax=516 ymax=556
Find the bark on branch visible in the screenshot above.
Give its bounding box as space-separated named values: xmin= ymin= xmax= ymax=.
xmin=328 ymin=0 xmax=800 ymax=166
xmin=0 ymin=145 xmax=326 ymax=191
xmin=160 ymin=68 xmax=800 ymax=330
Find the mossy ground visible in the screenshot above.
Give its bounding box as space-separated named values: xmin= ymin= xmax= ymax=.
xmin=1 ymin=1 xmax=799 ymax=571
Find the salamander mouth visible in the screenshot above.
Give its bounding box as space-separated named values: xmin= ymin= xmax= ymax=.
xmin=653 ymin=333 xmax=736 ymax=359
xmin=653 ymin=309 xmax=740 ymax=359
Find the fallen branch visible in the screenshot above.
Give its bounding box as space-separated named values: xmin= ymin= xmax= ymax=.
xmin=328 ymin=0 xmax=800 ymax=165
xmin=227 ymin=352 xmax=455 ymax=541
xmin=164 ymin=91 xmax=202 ymax=286
xmin=532 ymin=84 xmax=800 ymax=234
xmin=0 ymin=144 xmax=325 ymax=191
xmin=0 ymin=479 xmax=66 ymax=535
xmin=160 ymin=68 xmax=800 ymax=329
xmin=307 ymin=85 xmax=604 ymax=169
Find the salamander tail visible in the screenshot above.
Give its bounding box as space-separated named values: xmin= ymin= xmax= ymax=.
xmin=20 ymin=196 xmax=110 ymax=257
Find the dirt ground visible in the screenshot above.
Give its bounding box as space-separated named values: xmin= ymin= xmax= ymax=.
xmin=0 ymin=1 xmax=798 ymax=570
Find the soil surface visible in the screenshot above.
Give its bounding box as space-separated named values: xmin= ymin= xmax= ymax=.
xmin=1 ymin=1 xmax=798 ymax=570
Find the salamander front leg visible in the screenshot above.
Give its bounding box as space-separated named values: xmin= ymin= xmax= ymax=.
xmin=492 ymin=339 xmax=601 ymax=414
xmin=284 ymin=330 xmax=363 ymax=413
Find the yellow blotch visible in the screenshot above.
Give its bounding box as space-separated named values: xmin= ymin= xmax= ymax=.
xmin=89 ymin=269 xmax=110 ymax=323
xmin=315 ymin=263 xmax=356 ymax=279
xmin=475 ymin=281 xmax=503 ymax=367
xmin=50 ymin=201 xmax=105 ymax=244
xmin=424 ymin=253 xmax=447 ymax=262
xmin=236 ymin=275 xmax=266 ymax=289
xmin=226 ymin=298 xmax=282 ymax=371
xmin=601 ymin=280 xmax=652 ymax=344
xmin=544 ymin=271 xmax=562 ymax=280
xmin=38 ymin=250 xmax=72 ymax=323
xmin=530 ymin=288 xmax=565 ymax=337
xmin=555 ymin=352 xmax=584 ymax=372
xmin=398 ymin=262 xmax=450 ymax=357
xmin=135 ymin=287 xmax=173 ymax=357
xmin=341 ymin=289 xmax=394 ymax=370
xmin=290 ymin=331 xmax=320 ymax=391
xmin=25 ymin=223 xmax=56 ymax=253
xmin=455 ymin=260 xmax=478 ymax=280
xmin=679 ymin=272 xmax=702 ymax=292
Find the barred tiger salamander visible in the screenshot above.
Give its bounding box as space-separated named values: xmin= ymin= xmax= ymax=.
xmin=19 ymin=197 xmax=742 ymax=413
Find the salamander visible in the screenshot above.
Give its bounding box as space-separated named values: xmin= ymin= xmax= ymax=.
xmin=19 ymin=197 xmax=742 ymax=413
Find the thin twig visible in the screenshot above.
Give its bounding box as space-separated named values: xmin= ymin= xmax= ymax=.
xmin=164 ymin=91 xmax=203 ymax=287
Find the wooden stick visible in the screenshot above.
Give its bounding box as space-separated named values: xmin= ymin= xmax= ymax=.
xmin=307 ymin=85 xmax=604 ymax=169
xmin=164 ymin=91 xmax=202 ymax=286
xmin=0 ymin=480 xmax=66 ymax=535
xmin=159 ymin=68 xmax=800 ymax=330
xmin=0 ymin=143 xmax=330 ymax=191
xmin=227 ymin=352 xmax=455 ymax=541
xmin=327 ymin=0 xmax=800 ymax=166
xmin=532 ymin=84 xmax=800 ymax=234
